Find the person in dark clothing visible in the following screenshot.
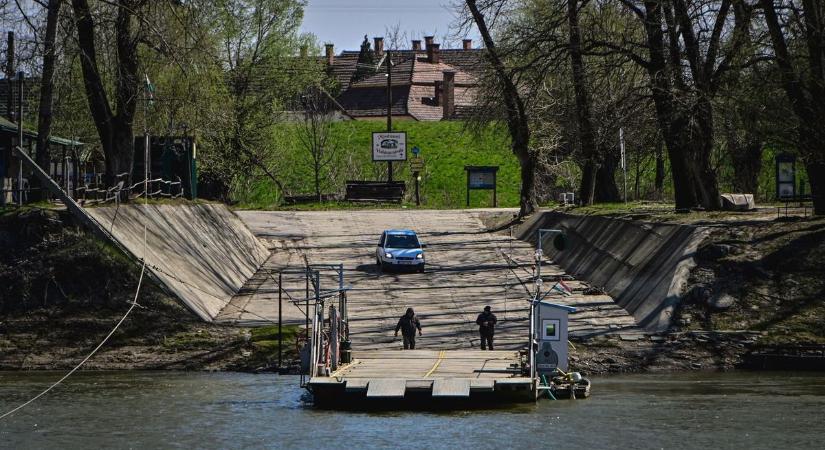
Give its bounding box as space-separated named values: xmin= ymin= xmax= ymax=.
xmin=476 ymin=305 xmax=498 ymax=350
xmin=395 ymin=307 xmax=422 ymax=350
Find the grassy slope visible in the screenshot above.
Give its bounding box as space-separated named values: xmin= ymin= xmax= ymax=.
xmin=237 ymin=120 xmax=522 ymax=209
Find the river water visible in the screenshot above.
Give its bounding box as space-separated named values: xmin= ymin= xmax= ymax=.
xmin=1 ymin=371 xmax=824 ymax=449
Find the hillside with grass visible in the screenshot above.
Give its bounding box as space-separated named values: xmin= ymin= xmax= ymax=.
xmin=234 ymin=120 xmax=524 ymax=209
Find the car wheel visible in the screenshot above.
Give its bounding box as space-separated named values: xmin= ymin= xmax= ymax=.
xmin=418 ymin=264 xmax=425 ymax=273
xmin=376 ymin=258 xmax=383 ymax=273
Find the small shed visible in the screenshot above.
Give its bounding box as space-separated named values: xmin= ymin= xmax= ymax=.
xmin=533 ymin=301 xmax=576 ymax=373
xmin=0 ymin=115 xmax=83 ymax=204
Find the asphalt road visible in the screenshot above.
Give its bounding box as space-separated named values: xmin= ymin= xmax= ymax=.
xmin=217 ymin=209 xmax=638 ymax=350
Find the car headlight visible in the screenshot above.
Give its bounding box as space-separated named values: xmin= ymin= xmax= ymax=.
xmin=416 ymin=253 xmax=424 ymax=259
xmin=385 ymin=253 xmax=393 ymax=259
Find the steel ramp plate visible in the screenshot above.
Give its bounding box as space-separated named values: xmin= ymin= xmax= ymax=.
xmin=366 ymin=379 xmax=407 ymax=398
xmin=432 ymin=379 xmax=470 ymax=397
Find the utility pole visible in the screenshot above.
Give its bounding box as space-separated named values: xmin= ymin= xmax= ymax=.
xmin=5 ymin=32 xmax=13 ymax=121
xmin=619 ymin=128 xmax=627 ymax=204
xmin=386 ymin=50 xmax=392 ymax=182
xmin=17 ymin=72 xmax=23 ymax=206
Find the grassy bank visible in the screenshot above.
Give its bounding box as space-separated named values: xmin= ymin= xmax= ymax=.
xmin=235 ymin=120 xmax=522 ymax=209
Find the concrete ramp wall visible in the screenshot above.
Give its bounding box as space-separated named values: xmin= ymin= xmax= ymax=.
xmin=86 ymin=204 xmax=270 ymax=321
xmin=517 ymin=212 xmax=707 ymax=331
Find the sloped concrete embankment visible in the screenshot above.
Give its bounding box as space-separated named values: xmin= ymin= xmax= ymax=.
xmin=518 ymin=212 xmax=707 ymax=331
xmin=86 ymin=204 xmax=269 ymax=321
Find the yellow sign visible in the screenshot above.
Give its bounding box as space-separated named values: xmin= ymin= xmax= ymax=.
xmin=409 ymin=156 xmax=424 ymax=171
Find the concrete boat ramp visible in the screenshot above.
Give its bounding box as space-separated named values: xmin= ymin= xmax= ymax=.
xmin=225 ymin=209 xmax=641 ymax=349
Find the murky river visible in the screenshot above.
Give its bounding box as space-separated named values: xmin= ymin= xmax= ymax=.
xmin=1 ymin=371 xmax=824 ymax=449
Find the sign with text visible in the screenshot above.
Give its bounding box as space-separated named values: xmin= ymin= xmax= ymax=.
xmin=372 ymin=132 xmax=407 ymax=161
xmin=409 ymin=156 xmax=424 ymax=172
xmin=468 ymin=169 xmax=496 ymax=189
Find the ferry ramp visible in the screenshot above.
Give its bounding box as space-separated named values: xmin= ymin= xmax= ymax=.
xmin=217 ymin=209 xmax=640 ymax=350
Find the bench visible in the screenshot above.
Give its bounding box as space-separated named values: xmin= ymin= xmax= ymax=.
xmin=345 ymin=181 xmax=406 ymax=203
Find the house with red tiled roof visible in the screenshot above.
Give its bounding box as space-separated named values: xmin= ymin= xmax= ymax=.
xmin=323 ymin=36 xmax=485 ymax=121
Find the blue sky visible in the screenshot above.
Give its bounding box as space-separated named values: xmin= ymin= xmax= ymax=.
xmin=300 ymin=0 xmax=479 ymax=51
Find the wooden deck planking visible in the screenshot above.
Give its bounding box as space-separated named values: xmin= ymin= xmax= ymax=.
xmin=326 ymin=349 xmax=522 ymax=382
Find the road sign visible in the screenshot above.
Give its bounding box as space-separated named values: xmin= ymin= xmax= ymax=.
xmin=409 ymin=156 xmax=424 ymax=171
xmin=412 ymin=146 xmax=421 ymax=156
xmin=372 ymin=132 xmax=407 ymax=161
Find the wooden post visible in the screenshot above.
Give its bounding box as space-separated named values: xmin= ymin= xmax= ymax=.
xmin=414 ymin=171 xmax=420 ymax=206
xmin=466 ymin=170 xmax=470 ymax=207
xmin=493 ymin=171 xmax=497 ymax=207
xmin=16 ymin=71 xmax=23 ymax=206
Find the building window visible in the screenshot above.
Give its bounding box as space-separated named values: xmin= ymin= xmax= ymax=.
xmin=542 ymin=319 xmax=561 ymax=341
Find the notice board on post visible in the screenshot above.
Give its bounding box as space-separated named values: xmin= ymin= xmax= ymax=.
xmin=465 ymin=165 xmax=499 ymax=207
xmin=372 ymin=132 xmax=407 ymax=161
xmin=775 ymin=153 xmax=796 ymax=200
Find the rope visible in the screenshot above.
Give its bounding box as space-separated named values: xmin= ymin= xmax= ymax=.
xmin=0 ymin=267 xmax=145 ymax=420
xmin=0 ymin=143 xmax=151 ymax=421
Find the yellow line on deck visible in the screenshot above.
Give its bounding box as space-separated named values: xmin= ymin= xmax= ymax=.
xmin=424 ymin=350 xmax=446 ymax=377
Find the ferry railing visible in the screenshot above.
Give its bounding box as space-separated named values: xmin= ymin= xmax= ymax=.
xmin=289 ymin=263 xmax=349 ymax=388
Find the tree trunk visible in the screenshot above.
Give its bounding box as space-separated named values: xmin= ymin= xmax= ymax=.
xmin=32 ymin=0 xmax=62 ymax=201
xmin=578 ymin=161 xmax=595 ymax=205
xmin=729 ymin=140 xmax=763 ymax=195
xmin=806 ymin=160 xmax=825 ymax=215
xmin=315 ymin=158 xmax=321 ymax=202
xmin=567 ymin=0 xmax=600 ymax=206
xmin=72 ymin=0 xmax=141 ymax=186
xmin=690 ymin=99 xmax=721 ymax=209
xmin=595 ymin=149 xmax=620 ymax=203
xmin=642 ymin=2 xmax=698 ymax=211
xmin=654 ymin=139 xmax=665 ymax=199
xmin=516 ymin=147 xmax=537 ymax=216
xmin=467 ymin=0 xmax=536 ymax=217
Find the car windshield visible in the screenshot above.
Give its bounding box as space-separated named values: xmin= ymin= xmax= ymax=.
xmin=385 ymin=234 xmax=420 ymax=249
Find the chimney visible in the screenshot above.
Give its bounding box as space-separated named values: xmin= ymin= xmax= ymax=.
xmin=463 ymin=39 xmax=473 ymax=50
xmin=325 ymin=44 xmax=334 ymax=66
xmin=434 ymin=80 xmax=443 ymax=106
xmin=374 ymin=37 xmax=384 ymax=58
xmin=442 ymin=70 xmax=455 ymax=120
xmin=299 ymin=45 xmax=308 ymax=58
xmin=412 ymin=40 xmax=422 ymax=51
xmin=424 ymin=36 xmax=434 ymax=50
xmin=429 ymin=43 xmax=440 ymax=64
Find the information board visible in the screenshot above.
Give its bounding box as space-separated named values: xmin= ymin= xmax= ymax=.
xmin=372 ymin=132 xmax=407 ymax=161
xmin=468 ymin=170 xmax=496 ymax=189
xmin=775 ymin=153 xmax=796 ymax=199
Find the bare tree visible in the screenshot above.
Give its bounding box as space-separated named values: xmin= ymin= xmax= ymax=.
xmin=465 ymin=0 xmax=537 ymax=216
xmin=294 ymin=87 xmax=340 ymax=201
xmin=760 ymin=0 xmax=825 ymax=214
xmin=33 ymin=0 xmax=62 ymax=200
xmin=70 ymin=0 xmax=144 ymax=185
